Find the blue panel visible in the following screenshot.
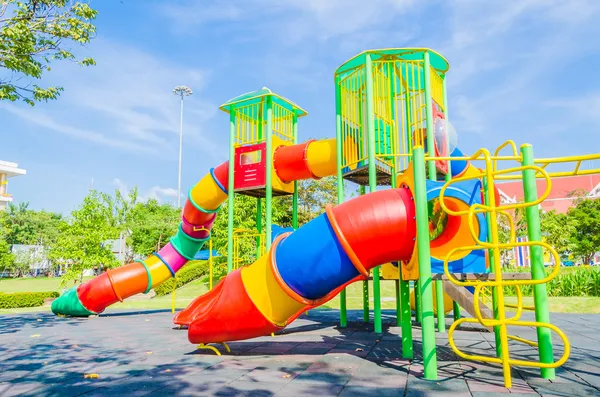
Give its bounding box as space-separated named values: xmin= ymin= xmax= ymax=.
xmin=450 ymin=147 xmax=469 ymax=177
xmin=426 ymin=178 xmax=488 ymax=274
xmin=275 ymin=213 xmax=359 ymax=300
xmin=271 ymin=224 xmax=294 ymax=243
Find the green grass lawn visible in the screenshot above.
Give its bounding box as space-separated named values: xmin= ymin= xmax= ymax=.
xmin=2 ymin=277 xmax=600 ymax=315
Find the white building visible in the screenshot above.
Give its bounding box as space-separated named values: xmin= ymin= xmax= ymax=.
xmin=0 ymin=160 xmax=26 ymax=211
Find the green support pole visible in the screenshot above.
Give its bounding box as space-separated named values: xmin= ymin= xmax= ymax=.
xmin=453 ymin=301 xmax=461 ymax=321
xmin=335 ymin=75 xmax=347 ymax=328
xmin=483 ymin=175 xmax=503 ymax=358
xmin=435 ymin=281 xmax=445 ymax=332
xmin=363 ymin=280 xmax=370 ymax=323
xmin=414 ymin=281 xmax=421 ymax=322
xmin=395 ymin=280 xmax=401 ymax=326
xmin=441 ymin=76 xmax=460 ymax=323
xmin=292 ymin=114 xmax=299 ymax=230
xmin=256 ymin=198 xmax=262 ymax=258
xmin=365 ymin=54 xmax=382 ymax=334
xmin=400 ymin=276 xmax=413 ymax=358
xmin=421 ymin=51 xmax=438 ymax=379
xmin=359 ymin=185 xmax=369 ymax=323
xmin=227 ymin=109 xmax=236 ymax=273
xmin=399 ymin=60 xmax=414 ymax=358
xmin=521 ymin=144 xmax=555 ymax=379
xmin=413 ymin=146 xmax=438 ymax=380
xmin=265 ymin=96 xmax=273 ymax=250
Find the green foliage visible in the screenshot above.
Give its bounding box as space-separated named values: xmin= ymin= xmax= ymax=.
xmin=297 ymin=176 xmax=338 ymax=225
xmin=0 ymin=212 xmax=14 ymax=272
xmin=0 ymin=291 xmax=59 ymax=308
xmin=503 ymin=266 xmax=600 ymax=297
xmin=3 ymin=202 xmax=62 ymax=245
xmin=540 ymin=210 xmax=575 ymax=257
xmin=127 ymin=198 xmax=180 ymax=258
xmin=48 ymin=190 xmax=119 ymax=286
xmin=153 ymin=260 xmax=208 ymax=297
xmin=0 ymin=0 xmax=98 ymax=105
xmin=568 ymin=198 xmax=600 ymax=264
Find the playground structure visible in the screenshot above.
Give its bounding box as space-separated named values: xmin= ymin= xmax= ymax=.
xmin=51 ymin=47 xmax=600 ymax=388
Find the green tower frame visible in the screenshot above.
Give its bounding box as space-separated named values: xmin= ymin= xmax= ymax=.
xmin=220 ymin=88 xmax=307 ymax=272
xmin=334 ymin=48 xmax=450 ymax=379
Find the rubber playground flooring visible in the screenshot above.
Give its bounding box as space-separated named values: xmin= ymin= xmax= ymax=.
xmin=1 ymin=309 xmax=599 ymax=397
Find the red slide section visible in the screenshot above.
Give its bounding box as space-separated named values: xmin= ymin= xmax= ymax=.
xmin=177 ymin=187 xmax=416 ymax=344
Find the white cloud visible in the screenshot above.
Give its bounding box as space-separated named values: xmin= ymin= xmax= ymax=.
xmin=1 ymin=38 xmax=221 ymax=156
xmin=113 ymin=178 xmax=182 ymax=204
xmin=159 ymin=0 xmax=417 ymax=41
xmin=0 ymin=103 xmax=151 ymax=152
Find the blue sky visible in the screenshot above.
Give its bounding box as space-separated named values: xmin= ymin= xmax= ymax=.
xmin=2 ymin=0 xmax=600 ymax=214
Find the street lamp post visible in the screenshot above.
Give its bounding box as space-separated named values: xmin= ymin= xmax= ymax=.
xmin=173 ymin=85 xmax=193 ymax=208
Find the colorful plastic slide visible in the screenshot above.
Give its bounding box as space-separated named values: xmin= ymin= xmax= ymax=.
xmin=51 ymin=138 xmax=340 ymax=317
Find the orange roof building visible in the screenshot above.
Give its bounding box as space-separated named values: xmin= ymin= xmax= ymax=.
xmin=497 ymin=175 xmax=600 ymax=213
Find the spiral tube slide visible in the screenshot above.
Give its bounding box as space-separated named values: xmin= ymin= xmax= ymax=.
xmin=51 ymin=138 xmax=337 ymax=317
xmin=175 ymin=187 xmax=417 ymax=344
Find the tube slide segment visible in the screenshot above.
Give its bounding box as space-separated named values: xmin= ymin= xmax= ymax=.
xmin=175 ymin=187 xmax=417 ymax=344
xmin=51 ymin=139 xmax=337 ymax=317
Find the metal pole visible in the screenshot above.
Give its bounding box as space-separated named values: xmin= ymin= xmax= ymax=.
xmin=335 ymin=74 xmax=347 ymax=328
xmin=521 ymin=144 xmax=555 ymax=379
xmin=177 ymin=95 xmax=184 ymax=208
xmin=359 ymin=185 xmax=369 ymax=323
xmin=365 ymin=54 xmax=382 ymax=334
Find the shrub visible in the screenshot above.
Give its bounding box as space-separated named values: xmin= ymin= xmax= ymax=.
xmin=0 ymin=291 xmax=60 ymax=309
xmin=502 ymin=266 xmax=600 ymax=297
xmin=154 ymin=260 xmax=209 ymax=297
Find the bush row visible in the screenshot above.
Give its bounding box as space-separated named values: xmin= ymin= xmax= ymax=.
xmin=0 ymin=291 xmax=60 ymax=309
xmin=153 ymin=260 xmax=209 ymax=297
xmin=502 ymin=266 xmax=600 ymax=297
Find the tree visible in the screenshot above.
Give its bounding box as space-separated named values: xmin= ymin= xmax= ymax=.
xmin=4 ymin=202 xmax=62 ymax=245
xmin=540 ymin=210 xmax=574 ymax=258
xmin=297 ymin=176 xmax=338 ymax=225
xmin=568 ymin=198 xmax=600 ymax=265
xmin=127 ymin=198 xmax=179 ymax=259
xmin=0 ymin=211 xmax=14 ymax=273
xmin=48 ymin=190 xmax=119 ymax=285
xmin=0 ymin=0 xmax=98 ymax=105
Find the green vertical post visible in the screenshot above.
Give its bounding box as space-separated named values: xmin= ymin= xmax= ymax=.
xmin=395 ymin=280 xmax=401 ymax=326
xmin=400 ymin=277 xmax=413 ymax=358
xmin=335 ymin=75 xmax=347 ymax=328
xmin=414 ymin=281 xmax=421 ymax=322
xmin=435 ymin=281 xmax=445 ymax=332
xmin=483 ymin=175 xmax=503 ymax=358
xmin=399 ymin=60 xmax=414 ymax=358
xmin=413 ymin=146 xmax=438 ymax=380
xmin=441 ymin=76 xmax=460 ymax=323
xmin=292 ymin=113 xmax=299 ymax=230
xmin=227 ymin=108 xmax=236 ymax=273
xmin=521 ymin=144 xmax=555 ymax=379
xmin=359 ymin=185 xmax=369 ymax=323
xmin=421 ymin=51 xmax=438 ymax=379
xmin=363 ymin=279 xmax=370 ymax=323
xmin=365 ymin=54 xmax=382 ymax=334
xmin=256 ymin=198 xmax=262 ymax=258
xmin=265 ymin=95 xmax=273 ymax=250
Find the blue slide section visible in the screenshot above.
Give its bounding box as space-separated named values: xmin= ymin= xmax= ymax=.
xmin=275 ymin=213 xmax=359 ymax=300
